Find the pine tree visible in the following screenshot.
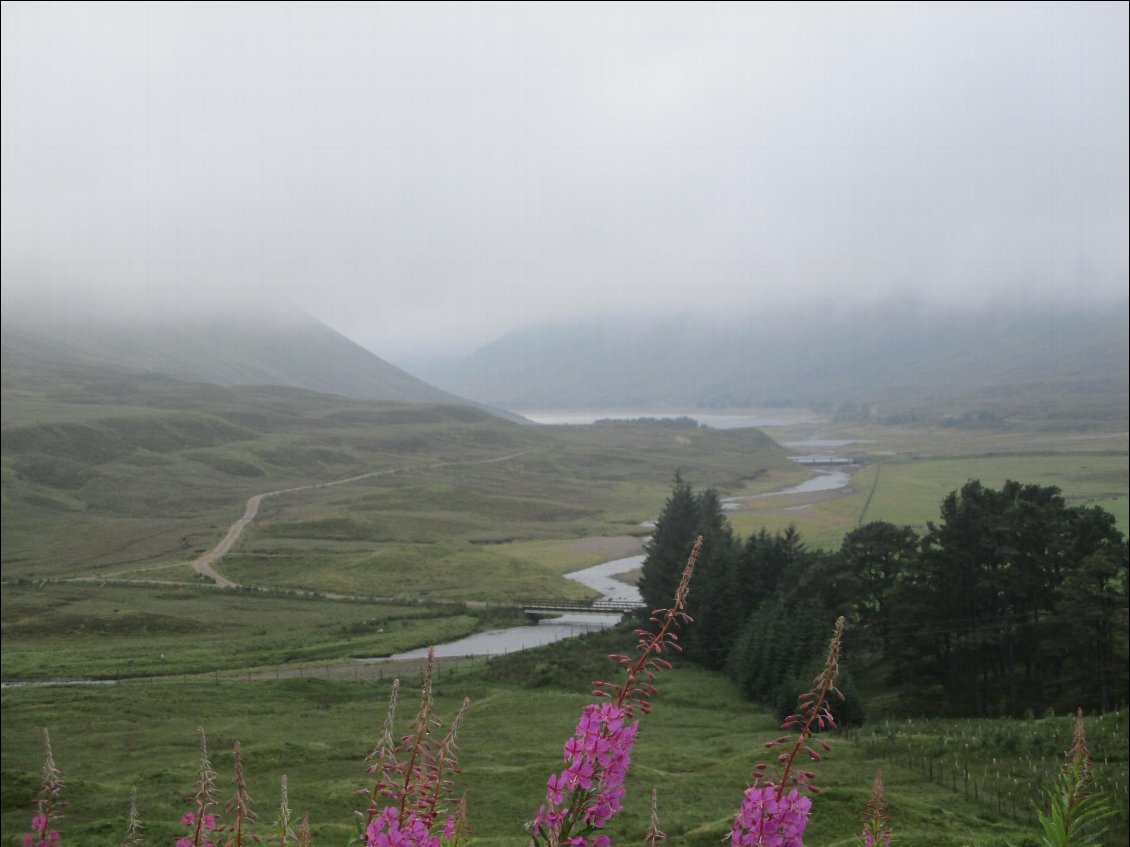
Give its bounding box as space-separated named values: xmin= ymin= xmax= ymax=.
xmin=639 ymin=473 xmax=701 ymax=612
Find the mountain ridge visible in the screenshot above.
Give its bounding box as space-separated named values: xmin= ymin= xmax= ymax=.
xmin=421 ymin=304 xmax=1130 ymax=426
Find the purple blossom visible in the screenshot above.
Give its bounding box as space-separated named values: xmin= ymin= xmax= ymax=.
xmin=21 ymin=816 xmax=60 ymax=847
xmin=730 ymin=781 xmax=811 ymax=847
xmin=531 ymin=703 xmax=639 ymax=844
xmin=365 ymin=806 xmax=440 ymax=847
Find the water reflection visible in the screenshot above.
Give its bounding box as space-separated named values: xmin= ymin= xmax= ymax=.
xmin=387 ymin=612 xmax=621 ymax=660
xmin=564 ymin=553 xmax=644 ymax=605
xmin=385 ymin=553 xmax=647 ymax=659
xmin=721 ymin=468 xmax=854 ymax=510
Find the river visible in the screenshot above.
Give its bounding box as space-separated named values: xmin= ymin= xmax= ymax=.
xmin=385 ymin=554 xmax=644 ymax=660
xmin=720 ymin=467 xmax=854 ymax=510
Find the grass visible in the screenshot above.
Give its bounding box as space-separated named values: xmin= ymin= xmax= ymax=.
xmin=856 ymin=711 xmax=1130 ymax=843
xmin=726 ymin=425 xmax=1129 ymax=548
xmin=2 ymin=372 xmax=795 ymax=584
xmin=0 ymin=581 xmax=525 ymax=681
xmin=2 ymin=627 xmax=1098 ymax=847
xmin=221 ymin=541 xmax=605 ymax=602
xmin=3 ymin=370 xmax=1128 ymax=845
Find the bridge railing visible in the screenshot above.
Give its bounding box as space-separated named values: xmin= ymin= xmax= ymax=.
xmin=518 ymin=599 xmax=647 ymax=613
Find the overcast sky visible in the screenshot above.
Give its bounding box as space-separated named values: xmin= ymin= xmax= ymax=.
xmin=2 ymin=2 xmax=1127 ymax=362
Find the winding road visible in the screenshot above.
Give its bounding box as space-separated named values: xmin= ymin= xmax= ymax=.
xmin=192 ymin=452 xmax=530 ymax=587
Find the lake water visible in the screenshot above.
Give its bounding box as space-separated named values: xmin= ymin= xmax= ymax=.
xmin=518 ymin=408 xmax=828 ymax=429
xmin=386 ymin=554 xmax=644 ymax=660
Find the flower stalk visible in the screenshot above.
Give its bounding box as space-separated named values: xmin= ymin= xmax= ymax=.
xmin=529 ymin=537 xmax=702 ymax=846
xmin=1036 ymin=709 xmax=1114 ymax=847
xmin=730 ymin=616 xmax=845 ymax=847
xmin=178 ymin=728 xmax=219 ymax=847
xmin=22 ymin=728 xmax=64 ymax=847
xmin=122 ymin=787 xmax=144 ymax=847
xmin=859 ymin=770 xmax=891 ymax=847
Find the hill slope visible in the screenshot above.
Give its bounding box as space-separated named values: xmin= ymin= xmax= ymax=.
xmin=1 ymin=304 xmax=470 ymax=407
xmin=0 ymin=364 xmax=793 ymax=581
xmin=424 ymin=304 xmax=1130 ymax=426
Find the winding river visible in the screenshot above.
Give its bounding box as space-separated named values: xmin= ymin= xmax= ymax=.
xmin=385 ymin=554 xmax=643 ymax=660
xmin=388 ymin=458 xmax=856 ymax=660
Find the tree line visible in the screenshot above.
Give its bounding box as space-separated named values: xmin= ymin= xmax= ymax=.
xmin=638 ymin=474 xmax=1129 ymax=718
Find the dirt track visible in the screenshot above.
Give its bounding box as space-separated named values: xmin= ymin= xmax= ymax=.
xmin=192 ymin=451 xmax=531 ymax=586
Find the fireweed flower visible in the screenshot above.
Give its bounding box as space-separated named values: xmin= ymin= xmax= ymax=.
xmin=121 ymin=787 xmax=144 ymax=847
xmin=729 ymin=616 xmax=845 ymax=847
xmin=22 ymin=729 xmax=64 ymax=847
xmin=222 ymin=741 xmax=258 ymax=847
xmin=1036 ymin=708 xmax=1115 ymax=847
xmin=356 ymin=649 xmax=471 ymax=847
xmin=274 ymin=775 xmax=298 ymax=846
xmin=644 ymin=788 xmax=666 ymax=847
xmin=364 ymin=807 xmax=439 ymax=847
xmin=179 ymin=728 xmax=220 ymax=847
xmin=859 ymin=770 xmax=891 ymax=847
xmin=529 ymin=538 xmax=702 ymax=846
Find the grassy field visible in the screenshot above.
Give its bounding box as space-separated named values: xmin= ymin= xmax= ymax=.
xmin=6 ymin=628 xmax=1107 ymax=847
xmin=0 ymin=581 xmax=526 ymax=681
xmin=4 ymin=370 xmax=1128 ymax=846
xmin=2 ymin=373 xmax=798 ymax=585
xmin=726 ymin=425 xmax=1129 ymax=548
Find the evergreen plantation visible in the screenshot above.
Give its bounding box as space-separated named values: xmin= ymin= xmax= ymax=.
xmin=640 ymin=476 xmax=1130 ymax=719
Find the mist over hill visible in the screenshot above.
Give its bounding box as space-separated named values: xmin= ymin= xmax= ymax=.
xmin=1 ymin=303 xmax=474 ymax=409
xmin=420 ymin=303 xmax=1130 ymax=426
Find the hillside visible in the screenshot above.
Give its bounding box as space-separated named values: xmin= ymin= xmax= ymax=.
xmin=422 ymin=304 xmax=1130 ymax=426
xmin=0 ymin=364 xmax=794 ymax=582
xmin=0 ymin=304 xmax=472 ymax=408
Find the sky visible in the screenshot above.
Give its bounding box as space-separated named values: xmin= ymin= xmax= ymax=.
xmin=2 ymin=1 xmax=1127 ymax=363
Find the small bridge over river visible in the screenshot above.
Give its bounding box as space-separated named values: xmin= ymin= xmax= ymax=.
xmin=519 ymin=598 xmax=646 ymax=619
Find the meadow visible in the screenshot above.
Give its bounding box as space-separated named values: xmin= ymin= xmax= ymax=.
xmin=4 ymin=373 xmax=1128 ymax=845
xmin=0 ymin=582 xmax=527 ymax=681
xmin=1 ymin=374 xmax=799 ymax=586
xmin=6 ymin=625 xmax=1113 ymax=847
xmin=725 ymin=424 xmax=1128 ymax=549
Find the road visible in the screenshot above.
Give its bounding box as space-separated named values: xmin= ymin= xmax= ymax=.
xmin=192 ymin=452 xmax=531 ymax=586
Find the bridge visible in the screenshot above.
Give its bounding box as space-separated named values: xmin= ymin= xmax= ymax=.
xmin=788 ymin=455 xmax=858 ymax=465
xmin=519 ymin=598 xmax=646 ymax=619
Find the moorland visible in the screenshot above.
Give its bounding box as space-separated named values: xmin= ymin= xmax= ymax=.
xmin=2 ymin=309 xmax=1128 ymax=846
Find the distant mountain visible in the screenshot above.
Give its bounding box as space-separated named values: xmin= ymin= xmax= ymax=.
xmin=424 ymin=304 xmax=1130 ymax=427
xmin=1 ymin=304 xmax=475 ymax=409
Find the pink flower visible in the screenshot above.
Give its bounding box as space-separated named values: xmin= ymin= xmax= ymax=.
xmin=546 ymin=772 xmax=565 ymax=805
xmin=530 ymin=704 xmax=639 ymax=843
xmin=730 ymin=782 xmax=811 ymax=847
xmin=365 ymin=806 xmax=440 ymax=847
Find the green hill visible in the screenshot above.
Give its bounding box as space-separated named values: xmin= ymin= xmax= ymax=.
xmin=1 ymin=364 xmax=793 ymax=583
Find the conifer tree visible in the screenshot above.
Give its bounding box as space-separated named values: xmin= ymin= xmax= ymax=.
xmin=639 ymin=473 xmax=701 ymax=612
